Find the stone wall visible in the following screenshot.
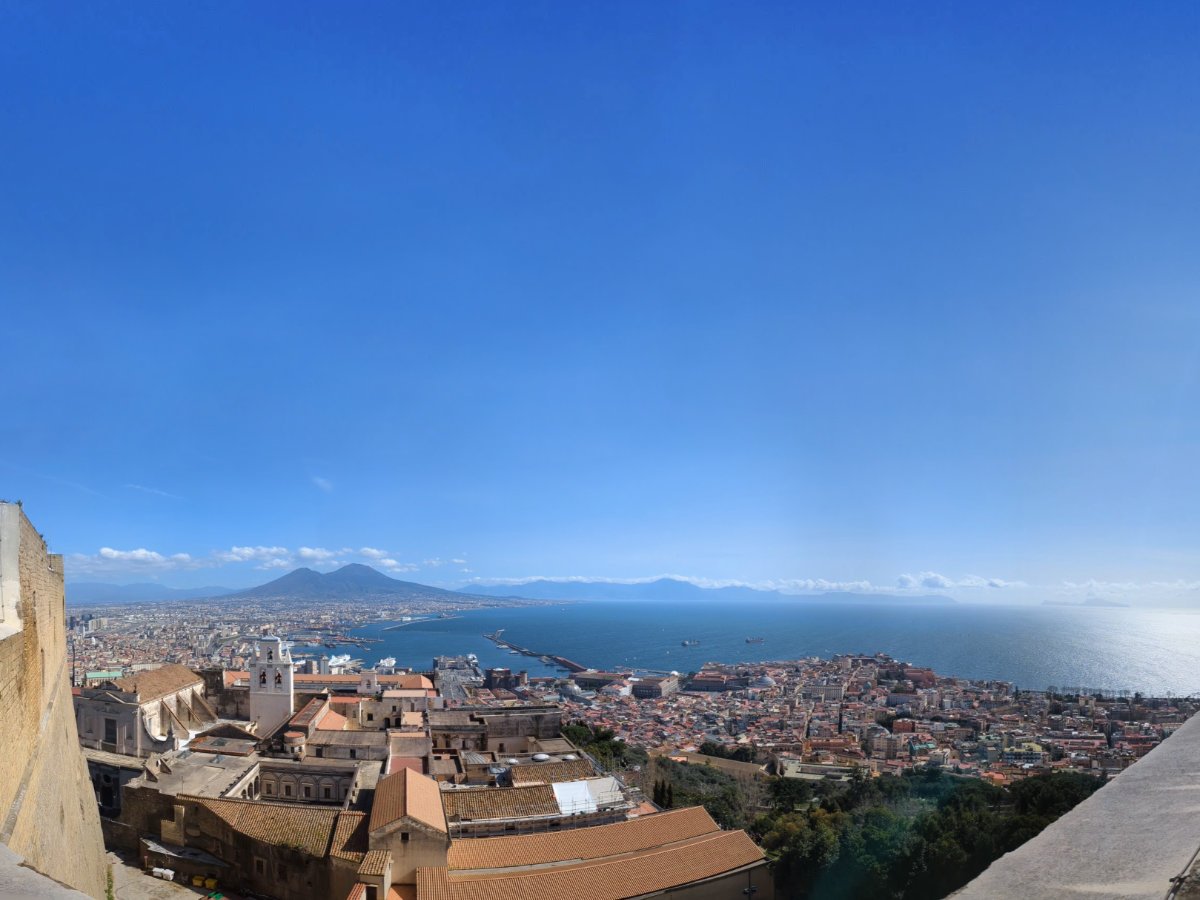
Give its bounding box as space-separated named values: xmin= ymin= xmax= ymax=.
xmin=0 ymin=503 xmax=108 ymax=898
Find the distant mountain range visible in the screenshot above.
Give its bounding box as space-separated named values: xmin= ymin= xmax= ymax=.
xmin=67 ymin=582 xmax=235 ymax=604
xmin=68 ymin=568 xmax=956 ymax=607
xmin=67 ymin=564 xmax=491 ymax=606
xmin=223 ymin=563 xmax=492 ymax=604
xmin=467 ymin=576 xmax=956 ymax=605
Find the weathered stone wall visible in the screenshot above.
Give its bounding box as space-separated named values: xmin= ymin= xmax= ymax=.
xmin=0 ymin=503 xmax=108 ymax=898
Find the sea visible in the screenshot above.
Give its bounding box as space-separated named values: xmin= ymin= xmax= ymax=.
xmin=303 ymin=600 xmax=1200 ymax=697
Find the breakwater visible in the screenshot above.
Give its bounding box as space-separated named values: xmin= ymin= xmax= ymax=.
xmin=483 ymin=631 xmax=588 ymax=672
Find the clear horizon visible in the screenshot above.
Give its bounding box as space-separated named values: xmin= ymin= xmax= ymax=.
xmin=5 ymin=3 xmax=1199 ymax=609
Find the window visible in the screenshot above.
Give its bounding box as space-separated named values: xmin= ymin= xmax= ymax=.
xmin=349 ymin=749 xmax=356 ymax=759
xmin=264 ymin=782 xmax=274 ymax=795
xmin=401 ymin=831 xmax=410 ymax=842
xmin=323 ymin=786 xmax=331 ymax=799
xmin=254 ymin=858 xmax=266 ymax=876
xmin=303 ymin=785 xmax=311 ymax=798
xmin=366 ymin=713 xmax=374 ymax=721
xmin=284 ymin=784 xmax=292 ymax=797
xmin=315 ymin=747 xmax=323 ymax=757
xmin=104 ymin=718 xmax=117 ymax=744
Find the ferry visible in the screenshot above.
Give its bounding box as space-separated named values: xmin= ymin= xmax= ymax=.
xmin=328 ymin=653 xmax=352 ymax=667
xmin=377 ymin=656 xmax=396 ymax=668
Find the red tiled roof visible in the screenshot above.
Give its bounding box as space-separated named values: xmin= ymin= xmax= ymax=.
xmin=418 ymin=829 xmax=764 ymax=900
xmin=111 ymin=664 xmax=202 ymax=701
xmin=447 ymin=807 xmax=720 ymax=871
xmin=440 ymin=784 xmax=559 ymax=822
xmin=369 ymin=769 xmax=447 ymax=835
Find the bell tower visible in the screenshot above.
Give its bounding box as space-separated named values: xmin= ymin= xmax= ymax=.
xmin=249 ymin=636 xmax=294 ymax=734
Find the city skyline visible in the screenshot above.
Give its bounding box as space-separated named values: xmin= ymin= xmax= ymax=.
xmin=4 ymin=3 xmax=1199 ymax=607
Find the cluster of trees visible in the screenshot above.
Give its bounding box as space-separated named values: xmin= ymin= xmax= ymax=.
xmin=645 ymin=755 xmax=1102 ymax=899
xmin=696 ymin=740 xmax=760 ymax=762
xmin=646 ymin=756 xmax=760 ymax=828
xmin=650 ymin=778 xmax=675 ymax=807
xmin=560 ymin=722 xmax=648 ymax=771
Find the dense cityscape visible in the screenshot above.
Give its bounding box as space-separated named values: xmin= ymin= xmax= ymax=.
xmin=71 ymin=594 xmax=1197 ymax=789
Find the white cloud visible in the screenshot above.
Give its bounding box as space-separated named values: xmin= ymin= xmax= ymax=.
xmin=297 ymin=547 xmax=337 ymax=562
xmin=451 ymin=558 xmax=467 ymax=565
xmin=260 ymin=558 xmax=292 ymax=570
xmin=99 ymin=547 xmax=166 ymax=563
xmin=423 ymin=558 xmax=445 ymax=567
xmin=214 ymin=545 xmax=291 ymax=564
xmin=360 ymin=547 xmax=388 ymax=560
xmin=312 ymin=476 xmax=333 ymax=493
xmin=896 ymin=571 xmax=1025 ymax=591
xmin=69 ymin=547 xmax=201 ymax=576
xmin=377 ymin=558 xmax=419 ymax=573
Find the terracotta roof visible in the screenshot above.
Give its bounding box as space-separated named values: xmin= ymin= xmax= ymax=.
xmin=508 ymin=759 xmax=596 ymax=785
xmin=111 ymin=664 xmax=202 ymax=701
xmin=417 ymin=829 xmax=765 ymax=900
xmin=369 ymin=769 xmax=447 ymax=834
xmin=447 ymin=807 xmax=720 ymax=871
xmin=225 ymin=672 xmax=434 ymax=690
xmin=387 ymin=757 xmax=426 ymax=776
xmin=187 ymin=796 xmax=341 ymax=858
xmin=318 ymin=709 xmax=349 ymax=731
xmin=358 ymin=849 xmax=391 ymax=877
xmin=440 ymin=784 xmax=559 ymax=822
xmin=330 ymin=812 xmax=370 ymax=863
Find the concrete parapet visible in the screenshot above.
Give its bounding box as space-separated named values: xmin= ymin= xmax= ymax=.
xmin=954 ymin=711 xmax=1200 ymax=900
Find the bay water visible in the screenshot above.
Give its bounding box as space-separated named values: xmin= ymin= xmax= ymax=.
xmin=322 ymin=600 xmax=1200 ymax=697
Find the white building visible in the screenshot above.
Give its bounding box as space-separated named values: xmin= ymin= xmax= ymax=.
xmin=249 ymin=636 xmax=295 ymax=734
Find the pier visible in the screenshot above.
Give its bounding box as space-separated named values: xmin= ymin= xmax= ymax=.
xmin=482 ymin=631 xmax=589 ymax=672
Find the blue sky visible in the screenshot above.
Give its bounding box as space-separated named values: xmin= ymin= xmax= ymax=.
xmin=2 ymin=2 xmax=1199 ymax=604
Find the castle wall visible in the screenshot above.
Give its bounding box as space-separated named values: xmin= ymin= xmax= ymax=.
xmin=0 ymin=503 xmax=108 ymax=898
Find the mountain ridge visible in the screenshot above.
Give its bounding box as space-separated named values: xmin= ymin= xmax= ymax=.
xmin=465 ymin=576 xmax=955 ymax=604
xmin=222 ymin=563 xmax=496 ymax=603
xmin=66 ymin=582 xmax=235 ymax=604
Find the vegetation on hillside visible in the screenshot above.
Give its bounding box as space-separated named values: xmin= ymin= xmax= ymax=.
xmin=561 ymin=722 xmax=648 ymax=771
xmin=645 ymin=756 xmax=1102 ymax=899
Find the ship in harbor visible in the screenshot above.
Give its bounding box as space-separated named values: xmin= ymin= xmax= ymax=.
xmin=377 ymin=656 xmax=396 ymax=668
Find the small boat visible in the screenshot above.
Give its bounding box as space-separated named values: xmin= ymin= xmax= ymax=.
xmin=681 ymin=639 xmax=700 ymax=647
xmin=377 ymin=656 xmax=396 ymax=668
xmin=746 ymin=637 xmax=765 ymax=644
